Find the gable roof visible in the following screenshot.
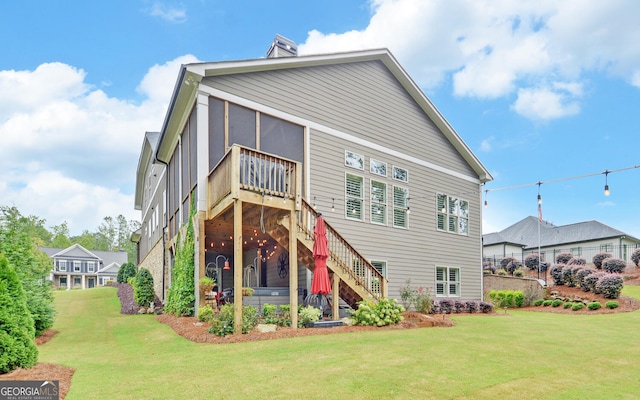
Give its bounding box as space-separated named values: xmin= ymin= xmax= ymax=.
xmin=39 ymin=245 xmax=128 ymax=266
xmin=155 ymin=48 xmax=492 ymax=183
xmin=483 ymin=216 xmax=639 ymax=249
xmin=134 ymin=131 xmax=161 ymax=210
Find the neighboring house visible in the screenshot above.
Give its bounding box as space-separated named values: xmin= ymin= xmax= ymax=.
xmin=40 ymin=244 xmax=128 ymax=289
xmin=483 ymin=216 xmax=640 ymax=265
xmin=134 ymin=36 xmax=492 ymax=331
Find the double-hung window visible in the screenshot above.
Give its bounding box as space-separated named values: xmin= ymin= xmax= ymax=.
xmin=437 ymin=194 xmax=469 ymax=235
xmin=74 ymin=261 xmax=81 ymax=272
xmin=346 ymin=173 xmax=364 ymax=221
xmin=87 ymin=261 xmax=96 ymax=273
xmin=436 ymin=266 xmax=460 ymax=297
xmin=58 ymin=260 xmax=67 ymax=272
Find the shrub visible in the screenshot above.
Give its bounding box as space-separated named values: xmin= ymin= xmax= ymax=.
xmin=483 ymin=263 xmax=496 ymax=274
xmin=438 ymin=299 xmax=454 ymax=314
xmin=496 ymin=269 xmax=507 ymax=276
xmin=299 ymin=305 xmax=322 ymax=327
xmin=632 ymin=249 xmax=640 ymax=267
xmin=262 ymin=303 xmax=278 ymax=325
xmin=549 ymin=264 xmax=565 ymax=285
xmin=414 ymin=287 xmax=434 ymax=314
xmin=478 ymin=302 xmax=494 ymax=313
xmin=524 ymin=253 xmax=541 ymax=270
xmin=587 ymin=302 xmax=602 ymax=310
xmin=198 ymin=304 xmax=215 ymax=323
xmin=117 ymin=262 xmax=137 ymax=284
xmin=567 ymin=257 xmax=586 ymax=266
xmin=533 ymin=299 xmax=544 ymax=306
xmin=562 ymin=267 xmax=575 ymax=287
xmin=564 ymin=302 xmax=573 ymax=309
xmin=542 ymin=300 xmax=553 ymax=306
xmin=351 ymin=298 xmax=404 ymax=327
xmin=133 ymin=268 xmax=155 ymax=307
xmin=465 ymin=300 xmax=478 ymax=313
xmin=551 ymin=299 xmax=563 ymax=307
xmin=127 ymin=276 xmax=136 ymax=286
xmin=605 ymin=301 xmax=619 ymax=309
xmin=506 ymin=260 xmax=523 ymax=275
xmin=0 ymin=255 xmax=38 ymax=373
xmin=596 ymin=274 xmax=624 ymax=299
xmin=583 ymin=272 xmax=607 ymax=293
xmin=576 ymin=268 xmax=595 ymax=291
xmin=572 ymin=303 xmax=584 ymax=311
xmin=513 ymin=268 xmax=525 ymax=277
xmin=277 ymin=305 xmax=291 ymax=327
xmin=453 ymin=300 xmax=466 ymax=314
xmin=489 ymin=290 xmax=524 ymax=308
xmin=207 ymin=303 xmax=258 ymax=336
xmin=601 ymin=258 xmax=626 ymax=274
xmin=555 ymin=252 xmax=574 ymax=264
xmin=399 ymin=279 xmax=416 ymax=310
xmin=500 ymin=256 xmax=517 ymax=270
xmin=592 ymin=252 xmax=613 ymax=269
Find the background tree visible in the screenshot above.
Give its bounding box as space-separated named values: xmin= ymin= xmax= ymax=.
xmin=0 ymin=254 xmax=39 ymax=373
xmin=0 ymin=206 xmax=55 ymax=336
xmin=50 ymin=221 xmax=72 ymax=249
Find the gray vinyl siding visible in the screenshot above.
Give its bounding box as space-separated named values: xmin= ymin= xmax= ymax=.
xmin=203 ymin=60 xmax=476 ymax=178
xmin=308 ymin=129 xmax=483 ymax=300
xmin=139 ymin=161 xmax=166 ymax=262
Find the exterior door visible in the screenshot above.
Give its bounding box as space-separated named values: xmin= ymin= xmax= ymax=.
xmin=88 ymin=277 xmax=95 ymax=288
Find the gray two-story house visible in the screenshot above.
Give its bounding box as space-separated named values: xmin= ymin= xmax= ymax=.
xmin=135 ymin=36 xmax=492 ymax=332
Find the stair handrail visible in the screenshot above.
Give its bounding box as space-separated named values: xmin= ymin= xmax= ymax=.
xmin=297 ymin=198 xmax=387 ymax=299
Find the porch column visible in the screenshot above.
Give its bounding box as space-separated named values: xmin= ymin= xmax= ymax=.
xmin=82 ymin=275 xmax=86 ymax=289
xmin=196 ymin=91 xmax=209 ymax=214
xmin=66 ymin=274 xmax=71 ymax=290
xmin=332 ymin=274 xmax=340 ymax=321
xmin=233 ymin=199 xmax=243 ymax=335
xmin=289 ymin=207 xmax=298 ymax=329
xmin=194 ymin=211 xmax=206 ymax=311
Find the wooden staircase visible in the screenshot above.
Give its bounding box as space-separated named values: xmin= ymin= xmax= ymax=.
xmin=266 ymin=198 xmax=387 ymax=309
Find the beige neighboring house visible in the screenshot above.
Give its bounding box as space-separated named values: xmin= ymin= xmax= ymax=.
xmin=483 ymin=216 xmax=640 ymax=266
xmin=134 ymin=35 xmax=493 ymax=331
xmin=40 ymin=244 xmax=128 ymax=289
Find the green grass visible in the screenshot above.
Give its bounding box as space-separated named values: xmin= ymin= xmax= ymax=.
xmin=39 ymin=286 xmax=640 ymax=399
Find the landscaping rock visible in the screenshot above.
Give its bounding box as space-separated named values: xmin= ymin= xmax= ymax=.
xmin=256 ymin=324 xmax=277 ymax=333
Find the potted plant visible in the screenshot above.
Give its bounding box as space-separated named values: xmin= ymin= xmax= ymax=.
xmin=199 ymin=277 xmax=215 ymax=295
xmin=242 ymin=287 xmax=254 ymax=297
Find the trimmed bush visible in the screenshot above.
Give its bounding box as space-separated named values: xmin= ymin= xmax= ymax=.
xmin=496 ymin=269 xmax=507 ymax=276
xmin=562 ymin=267 xmax=574 ymax=287
xmin=513 ymin=268 xmax=525 ymax=277
xmin=593 ymin=252 xmax=613 ymax=269
xmin=351 ymin=298 xmax=404 ymax=327
xmin=0 ymin=255 xmax=38 ymax=373
xmin=197 ymin=304 xmax=215 ymax=323
xmin=500 ymin=256 xmax=517 ymax=271
xmin=563 ymin=302 xmax=573 ymax=309
xmin=555 ymin=252 xmax=574 ymax=264
xmin=483 ymin=262 xmax=496 ymax=274
xmin=533 ymin=299 xmax=544 ymax=306
xmin=596 ymin=274 xmax=624 ymax=299
xmin=453 ymin=300 xmax=466 ymax=314
xmin=605 ymin=301 xmax=619 ymax=309
xmin=489 ymin=290 xmax=524 ymax=308
xmin=632 ymin=248 xmax=640 ymax=267
xmin=262 ymin=303 xmax=278 ymax=325
xmin=551 ymin=299 xmax=563 ymax=307
xmin=567 ymin=257 xmax=586 ymax=266
xmin=524 ymin=253 xmax=541 ymax=270
xmin=478 ymin=302 xmax=494 ymax=313
xmin=506 ymin=260 xmax=523 ymax=275
xmin=549 ymin=264 xmax=565 ymax=285
xmin=576 ymin=268 xmax=595 ymax=292
xmin=601 ymin=258 xmax=626 ymax=274
xmin=542 ymin=300 xmax=553 ymax=306
xmin=583 ymin=272 xmax=608 ymax=293
xmin=572 ymin=303 xmax=585 ymax=311
xmin=299 ymin=305 xmax=322 ymax=327
xmin=587 ymin=302 xmax=602 ymax=310
xmin=439 ymin=299 xmax=454 ymax=314
xmin=465 ymin=300 xmax=478 ymax=313
xmin=117 ymin=262 xmax=137 ymax=284
xmin=133 ymin=268 xmax=155 ymax=307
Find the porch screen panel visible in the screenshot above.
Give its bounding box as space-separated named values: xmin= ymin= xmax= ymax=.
xmin=209 ymin=97 xmax=225 ymax=171
xmin=260 ymin=114 xmax=303 ymax=162
xmin=189 ymin=110 xmax=197 ymax=191
xmin=181 ymin=124 xmax=190 ymax=200
xmin=228 ymin=103 xmax=256 ymax=149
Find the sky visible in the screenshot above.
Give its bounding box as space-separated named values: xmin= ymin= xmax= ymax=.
xmin=1 ymin=0 xmax=639 ymax=238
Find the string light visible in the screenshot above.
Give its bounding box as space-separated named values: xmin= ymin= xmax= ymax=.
xmin=331 ymin=198 xmax=335 ymax=212
xmin=604 ymin=170 xmax=610 ymax=196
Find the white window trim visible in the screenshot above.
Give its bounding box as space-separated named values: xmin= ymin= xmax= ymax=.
xmin=344 ymin=150 xmax=364 ymax=170
xmin=370 ymin=180 xmax=387 ymax=226
xmin=435 ymin=266 xmax=461 ymax=298
xmin=392 ymin=165 xmax=408 ymax=183
xmin=345 ymin=172 xmax=364 ymax=221
xmin=370 ymin=159 xmax=387 ymax=177
xmin=58 ymin=260 xmax=67 ymax=272
xmin=87 ymin=262 xmax=96 ymax=273
xmin=73 ymin=261 xmax=81 ymax=272
xmin=437 ymin=193 xmax=469 ymax=236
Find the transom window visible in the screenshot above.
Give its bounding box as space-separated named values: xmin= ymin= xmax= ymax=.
xmin=393 ymin=186 xmax=408 ymax=228
xmin=436 ymin=266 xmax=460 ymax=297
xmin=370 ymin=180 xmax=387 ymax=225
xmin=437 ymin=194 xmax=469 ymax=235
xmin=370 ymin=159 xmax=387 ymax=176
xmin=392 ymin=166 xmax=408 ymax=182
xmin=345 ymin=173 xmax=364 ymax=221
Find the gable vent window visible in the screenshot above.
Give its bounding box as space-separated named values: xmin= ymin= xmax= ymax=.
xmin=345 ymin=173 xmax=364 ymax=221
xmin=393 ymin=186 xmax=408 ymax=228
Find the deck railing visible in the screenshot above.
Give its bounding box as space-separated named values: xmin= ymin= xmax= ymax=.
xmin=208 ymin=145 xmax=300 ymax=211
xmin=298 ymin=198 xmax=387 ymax=299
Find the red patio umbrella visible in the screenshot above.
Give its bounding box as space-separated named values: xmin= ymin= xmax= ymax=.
xmin=311 ymin=214 xmax=331 ymax=297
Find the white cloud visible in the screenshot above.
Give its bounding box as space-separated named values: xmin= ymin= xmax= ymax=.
xmin=147 ymin=2 xmax=187 ymax=23
xmin=479 ymin=137 xmax=494 ymax=152
xmin=0 ymin=55 xmax=199 ymax=235
xmin=511 ymin=84 xmax=581 ymax=120
xmin=299 ymin=0 xmax=640 ymax=115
